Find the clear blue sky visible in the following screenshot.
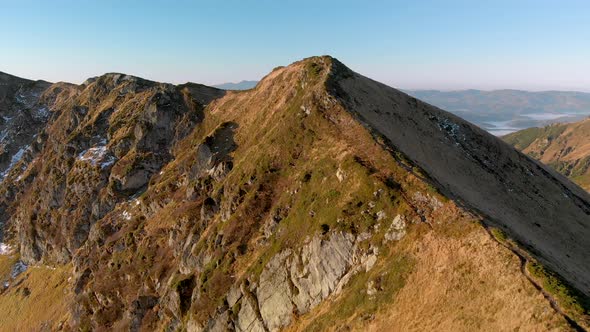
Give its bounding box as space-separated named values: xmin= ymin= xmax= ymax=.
xmin=1 ymin=0 xmax=589 ymax=91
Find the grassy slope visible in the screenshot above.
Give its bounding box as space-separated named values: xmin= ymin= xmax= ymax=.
xmin=1 ymin=57 xmax=586 ymax=330
xmin=504 ymin=118 xmax=590 ymax=191
xmin=0 ymin=254 xmax=72 ymax=331
xmin=288 ymin=221 xmax=571 ymax=332
xmin=185 ymin=58 xmax=584 ymax=330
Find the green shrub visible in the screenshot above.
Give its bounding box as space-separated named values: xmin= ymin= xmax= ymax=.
xmin=527 ymin=261 xmax=590 ymax=319
xmin=490 ymin=228 xmax=508 ymax=243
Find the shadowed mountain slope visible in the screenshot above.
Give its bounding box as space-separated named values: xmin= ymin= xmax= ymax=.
xmin=328 ymin=59 xmax=590 ymax=297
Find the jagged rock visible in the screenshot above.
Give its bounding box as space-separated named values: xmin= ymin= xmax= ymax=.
xmin=236 ymin=296 xmax=266 ymax=332
xmin=289 ymin=232 xmax=356 ymax=314
xmin=128 ymin=295 xmax=158 ymax=332
xmin=227 ymin=284 xmax=242 ymax=308
xmin=257 ymin=249 xmax=293 ymax=331
xmin=384 ymin=215 xmax=407 ymax=242
xmin=255 ymin=231 xmax=376 ymax=330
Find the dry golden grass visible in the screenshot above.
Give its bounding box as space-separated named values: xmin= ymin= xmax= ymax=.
xmin=0 ymin=255 xmax=72 ymax=331
xmin=285 ymin=219 xmax=570 ymax=332
xmin=365 ymin=223 xmax=570 ymax=332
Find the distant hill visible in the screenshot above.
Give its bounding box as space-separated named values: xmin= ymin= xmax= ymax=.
xmin=504 ymin=117 xmax=590 ymax=192
xmin=212 ymin=80 xmax=258 ymax=90
xmin=406 ymin=89 xmax=590 ymax=135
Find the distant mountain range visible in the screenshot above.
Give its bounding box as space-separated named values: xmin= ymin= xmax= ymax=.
xmin=406 ymin=89 xmax=590 ymax=135
xmin=212 ymin=80 xmax=258 ymax=90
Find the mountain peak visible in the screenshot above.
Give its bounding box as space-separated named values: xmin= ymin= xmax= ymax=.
xmin=0 ymin=56 xmax=589 ymax=330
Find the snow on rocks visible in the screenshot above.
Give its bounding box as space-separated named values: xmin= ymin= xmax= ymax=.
xmin=435 ymin=116 xmax=466 ymax=143
xmin=1 ymin=260 xmax=28 ymax=290
xmin=0 ymin=129 xmax=8 ymax=143
xmin=77 ymin=144 xmax=116 ymax=169
xmin=32 ymin=107 xmax=50 ymax=120
xmin=0 ymin=145 xmax=29 ymax=181
xmin=0 ymin=243 xmax=12 ymax=255
xmin=10 ymin=261 xmax=27 ymax=279
xmin=122 ymin=210 xmax=132 ymax=220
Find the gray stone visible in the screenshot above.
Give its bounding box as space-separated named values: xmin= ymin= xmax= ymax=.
xmin=236 ymin=297 xmax=266 ymax=332
xmin=384 ymin=215 xmax=407 ymax=242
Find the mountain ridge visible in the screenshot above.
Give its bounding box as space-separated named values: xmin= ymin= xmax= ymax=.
xmin=327 ymin=57 xmax=590 ymax=294
xmin=0 ymin=56 xmax=588 ymax=330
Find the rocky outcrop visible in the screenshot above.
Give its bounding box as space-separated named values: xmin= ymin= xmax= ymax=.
xmin=0 ymin=72 xmax=53 ymax=239
xmin=194 ymin=231 xmax=382 ymax=332
xmin=3 ymin=74 xmax=226 ymax=264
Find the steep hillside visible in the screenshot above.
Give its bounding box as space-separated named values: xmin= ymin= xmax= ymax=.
xmin=504 ymin=118 xmax=590 ymax=192
xmin=0 ymin=71 xmax=55 ymax=241
xmin=0 ymin=57 xmax=588 ymax=331
xmin=0 ymin=71 xmax=52 ymax=177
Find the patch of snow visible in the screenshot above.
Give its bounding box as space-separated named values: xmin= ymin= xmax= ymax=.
xmin=78 ymin=145 xmax=116 ymax=169
xmin=0 ymin=129 xmax=8 ymax=142
xmin=0 ymin=243 xmax=12 ymax=255
xmin=437 ymin=117 xmax=465 ymax=142
xmin=100 ymin=155 xmax=116 ymax=169
xmin=33 ymin=107 xmax=49 ymax=120
xmin=78 ymin=146 xmax=107 ymax=163
xmin=0 ymin=146 xmax=28 ymax=180
xmin=10 ymin=261 xmax=27 ymax=279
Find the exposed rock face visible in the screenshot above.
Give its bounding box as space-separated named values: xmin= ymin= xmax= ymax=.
xmin=0 ymin=57 xmax=588 ymax=331
xmin=186 ymin=231 xmax=379 ymax=332
xmin=255 ymin=232 xmax=365 ymax=331
xmin=2 ymin=74 xmax=225 ymax=264
xmin=0 ymin=72 xmax=53 ymax=239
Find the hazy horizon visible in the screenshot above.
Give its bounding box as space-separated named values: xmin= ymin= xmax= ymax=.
xmin=1 ymin=1 xmax=589 ymax=92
